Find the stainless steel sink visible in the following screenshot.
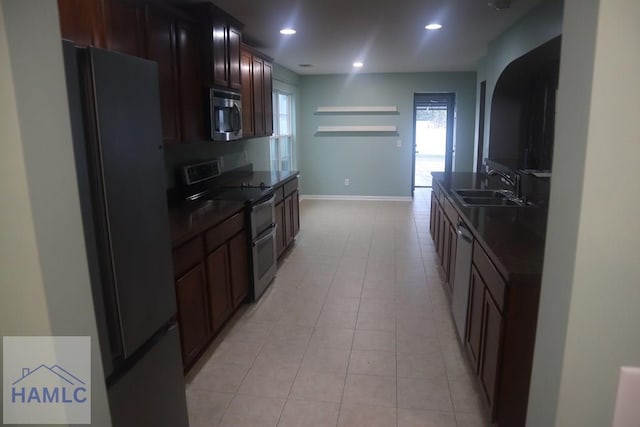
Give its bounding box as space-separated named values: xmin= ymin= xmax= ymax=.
xmin=453 ymin=189 xmax=534 ymax=208
xmin=458 ymin=196 xmax=520 ymax=207
xmin=454 ymin=189 xmax=510 ymax=199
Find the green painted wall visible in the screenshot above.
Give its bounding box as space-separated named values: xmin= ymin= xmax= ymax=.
xmin=298 ymin=72 xmax=476 ymax=197
xmin=475 ymin=0 xmax=564 ymax=169
xmin=528 ymin=0 xmax=640 ymax=425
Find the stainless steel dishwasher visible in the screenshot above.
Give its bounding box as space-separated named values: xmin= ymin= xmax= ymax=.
xmin=451 ymin=219 xmax=474 ymax=343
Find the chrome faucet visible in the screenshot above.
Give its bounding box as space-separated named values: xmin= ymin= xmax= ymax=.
xmin=488 ymin=169 xmax=522 ymax=199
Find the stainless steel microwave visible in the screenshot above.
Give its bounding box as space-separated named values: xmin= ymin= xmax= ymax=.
xmin=210 ymin=88 xmax=242 ymax=141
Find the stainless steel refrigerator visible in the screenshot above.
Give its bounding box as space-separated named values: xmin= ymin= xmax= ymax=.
xmin=62 ymin=41 xmax=189 ymax=426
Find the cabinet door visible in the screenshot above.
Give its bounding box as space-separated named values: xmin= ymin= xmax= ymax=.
xmin=429 ymin=192 xmax=437 ymax=238
xmin=228 ymin=27 xmax=241 ymax=90
xmin=291 ymin=190 xmax=300 ymax=237
xmin=466 ymin=266 xmax=484 ymax=371
xmin=176 ymin=19 xmax=204 ymax=142
xmin=480 ymin=290 xmax=503 ymax=412
xmin=263 ymin=60 xmax=273 ymax=135
xmin=252 ymin=57 xmax=265 ymax=135
xmin=206 ymin=244 xmax=232 ymax=332
xmin=240 ymin=49 xmax=254 ymax=137
xmin=275 ymin=201 xmax=285 ymax=257
xmin=442 ymin=215 xmax=451 ymax=274
xmin=284 ymin=195 xmax=293 ymax=247
xmin=144 ymin=6 xmax=180 ymax=145
xmin=211 ymin=23 xmax=228 ymax=88
xmin=229 ymin=231 xmax=249 ymax=308
xmin=436 ymin=203 xmax=444 ymax=259
xmin=104 ymin=0 xmax=142 ymax=56
xmin=447 ymin=223 xmax=457 ymax=291
xmin=175 ymin=263 xmax=209 ymax=366
xmin=57 ymin=0 xmax=105 ymax=48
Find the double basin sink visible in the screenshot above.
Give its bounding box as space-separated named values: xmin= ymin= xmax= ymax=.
xmin=453 ymin=189 xmax=535 ymax=208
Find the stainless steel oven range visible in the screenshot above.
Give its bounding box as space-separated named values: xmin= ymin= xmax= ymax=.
xmin=212 ymin=185 xmax=278 ymax=301
xmin=180 ymin=160 xmax=278 ymax=301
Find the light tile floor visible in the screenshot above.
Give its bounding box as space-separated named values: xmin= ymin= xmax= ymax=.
xmin=185 ymin=188 xmax=492 ymax=427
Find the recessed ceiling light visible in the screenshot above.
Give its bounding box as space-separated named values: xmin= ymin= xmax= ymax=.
xmin=425 ymin=23 xmax=443 ymax=30
xmin=353 ymin=62 xmax=364 ymax=68
xmin=280 ymin=28 xmax=296 ymax=35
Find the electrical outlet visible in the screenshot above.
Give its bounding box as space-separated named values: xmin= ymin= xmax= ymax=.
xmin=219 ymin=156 xmax=224 ymax=168
xmin=344 ymin=178 xmax=350 ymax=186
xmin=396 ymin=139 xmax=402 ymax=148
xmin=243 ymin=150 xmax=248 ymax=161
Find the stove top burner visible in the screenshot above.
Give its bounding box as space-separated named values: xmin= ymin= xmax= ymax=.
xmin=212 ymin=186 xmax=274 ymax=205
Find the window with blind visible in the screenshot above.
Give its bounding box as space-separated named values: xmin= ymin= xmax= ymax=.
xmin=270 ymin=91 xmax=294 ymax=171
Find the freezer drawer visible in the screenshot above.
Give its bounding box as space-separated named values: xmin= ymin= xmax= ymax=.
xmin=108 ymin=326 xmax=189 ymax=427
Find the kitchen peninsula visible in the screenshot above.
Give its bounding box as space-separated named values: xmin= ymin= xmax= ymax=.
xmin=430 ymin=171 xmax=547 ymax=427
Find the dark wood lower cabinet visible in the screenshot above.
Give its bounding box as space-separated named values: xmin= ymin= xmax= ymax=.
xmin=229 ymin=230 xmax=249 ymax=307
xmin=291 ymin=190 xmax=300 ymax=236
xmin=206 ymin=243 xmax=231 ymax=332
xmin=172 ymin=210 xmax=251 ymax=370
xmin=275 ymin=179 xmax=300 ymax=259
xmin=284 ymin=195 xmax=293 ymax=245
xmin=481 ymin=289 xmax=504 ymax=413
xmin=430 ymin=178 xmax=543 ymax=427
xmin=466 ymin=266 xmax=485 ymax=371
xmin=275 ymin=201 xmax=285 ymax=256
xmin=175 ymin=263 xmax=209 ymax=366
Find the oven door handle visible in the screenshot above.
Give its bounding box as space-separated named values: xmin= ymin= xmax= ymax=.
xmin=252 ymin=195 xmax=276 ymax=211
xmin=253 ymin=224 xmax=277 ymax=247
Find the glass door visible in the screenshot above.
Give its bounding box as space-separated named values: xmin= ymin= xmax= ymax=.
xmin=412 ymin=93 xmax=455 ymax=189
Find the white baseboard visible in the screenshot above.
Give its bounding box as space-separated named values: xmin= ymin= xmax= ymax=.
xmin=300 ymin=195 xmax=412 ymax=202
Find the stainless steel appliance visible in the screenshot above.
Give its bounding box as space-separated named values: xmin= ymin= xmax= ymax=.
xmin=248 ymin=195 xmax=278 ymax=300
xmin=210 ymin=88 xmax=242 ymax=141
xmin=209 ymin=186 xmax=278 ymax=301
xmin=62 ymin=42 xmax=189 ymax=426
xmin=451 ymin=219 xmax=474 ymax=343
xmin=180 ymin=161 xmax=278 ymax=301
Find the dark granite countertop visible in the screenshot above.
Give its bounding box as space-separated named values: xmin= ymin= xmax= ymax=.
xmin=432 ymin=172 xmax=548 ymax=285
xmin=233 ymin=170 xmax=299 ymax=188
xmin=168 ymin=199 xmax=246 ymax=247
xmin=168 ymin=170 xmax=300 ymax=247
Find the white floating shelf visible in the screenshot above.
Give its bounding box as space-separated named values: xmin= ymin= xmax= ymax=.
xmin=316 ymin=125 xmax=398 ymax=133
xmin=315 ymin=106 xmax=398 ymax=114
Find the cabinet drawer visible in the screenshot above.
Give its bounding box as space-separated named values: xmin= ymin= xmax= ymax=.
xmin=443 ymin=197 xmax=458 ymax=225
xmin=172 ymin=236 xmax=204 ymax=278
xmin=206 ymin=212 xmax=245 ymax=252
xmin=283 ymin=176 xmax=299 ymax=197
xmin=472 ymin=244 xmax=506 ymax=312
xmin=274 ymin=186 xmax=285 ymax=204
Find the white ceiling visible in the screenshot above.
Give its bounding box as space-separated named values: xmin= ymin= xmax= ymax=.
xmin=208 ymin=0 xmax=542 ymax=75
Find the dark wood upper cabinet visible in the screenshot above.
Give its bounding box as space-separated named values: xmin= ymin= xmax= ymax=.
xmin=242 ymin=44 xmax=274 ymax=139
xmin=176 ymin=18 xmax=205 ymax=142
xmin=57 ymin=0 xmax=105 ymax=47
xmin=103 ymin=0 xmax=143 ymax=57
xmin=58 ymin=0 xmax=143 ymax=56
xmin=263 ymin=60 xmax=273 ymax=135
xmin=143 ymin=6 xmax=180 ymax=145
xmin=240 ymin=49 xmax=254 ymax=137
xmin=193 ymin=3 xmax=242 ymax=91
xmin=228 ymin=27 xmax=241 ymax=90
xmin=252 ymin=56 xmax=265 ymax=136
